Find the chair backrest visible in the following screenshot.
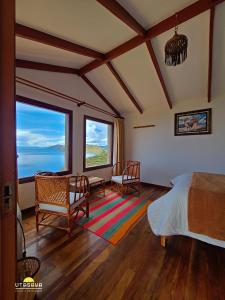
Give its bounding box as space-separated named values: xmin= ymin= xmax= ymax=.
xmin=122 ymin=161 xmax=140 ymax=180
xmin=112 ymin=161 xmax=124 ymax=176
xmin=70 ymin=176 xmax=89 ymax=201
xmin=35 ymin=171 xmax=56 ymax=176
xmin=35 ymin=175 xmax=70 ymax=208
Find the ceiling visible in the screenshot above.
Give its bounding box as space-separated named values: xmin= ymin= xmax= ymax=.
xmin=16 ymin=0 xmax=225 ymax=116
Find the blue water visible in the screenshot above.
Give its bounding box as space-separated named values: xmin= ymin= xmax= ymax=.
xmin=17 ymin=146 xmax=96 ymax=178
xmin=17 ymin=147 xmax=65 ymax=178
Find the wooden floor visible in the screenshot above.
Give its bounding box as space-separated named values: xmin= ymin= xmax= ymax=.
xmin=22 ymin=186 xmax=225 ymax=300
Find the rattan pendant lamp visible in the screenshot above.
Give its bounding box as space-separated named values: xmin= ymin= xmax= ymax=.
xmin=165 ymin=14 xmax=188 ymax=66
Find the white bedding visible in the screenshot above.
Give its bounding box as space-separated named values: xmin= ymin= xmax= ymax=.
xmin=147 ymin=173 xmax=225 ymax=248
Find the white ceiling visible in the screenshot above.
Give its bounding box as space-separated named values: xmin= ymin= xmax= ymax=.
xmin=151 ymin=11 xmax=210 ymax=104
xmin=16 ymin=37 xmax=93 ymax=68
xmin=15 ymin=0 xmax=225 ymax=116
xmin=112 ymin=44 xmax=168 ymax=110
xmin=16 ymin=0 xmax=136 ymax=53
xmin=118 ymin=0 xmax=197 ymax=29
xmin=87 ymin=64 xmax=135 ymax=114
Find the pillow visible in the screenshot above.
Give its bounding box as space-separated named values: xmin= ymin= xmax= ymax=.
xmin=170 ymin=173 xmax=192 ymax=187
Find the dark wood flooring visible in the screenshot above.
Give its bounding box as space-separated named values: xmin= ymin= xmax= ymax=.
xmin=22 ymin=186 xmax=225 ymax=300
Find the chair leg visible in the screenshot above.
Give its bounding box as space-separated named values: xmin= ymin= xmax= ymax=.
xmin=86 ymin=201 xmax=89 ymax=218
xmin=67 ymin=215 xmax=72 ymax=238
xmin=121 ymin=184 xmax=124 ymax=196
xmin=138 ymin=182 xmax=141 ymax=196
xmin=102 ymin=181 xmax=105 ymax=197
xmin=36 ymin=211 xmax=39 ymax=233
xmin=111 ymin=180 xmax=114 ymax=191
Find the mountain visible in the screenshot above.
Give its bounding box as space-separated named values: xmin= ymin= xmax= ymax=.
xmin=86 ymin=144 xmax=107 ymax=154
xmin=48 ymin=144 xmax=65 ymax=152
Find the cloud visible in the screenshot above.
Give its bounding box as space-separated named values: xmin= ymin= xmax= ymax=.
xmin=86 ymin=121 xmax=108 ymax=146
xmin=17 ymin=129 xmax=65 ymax=147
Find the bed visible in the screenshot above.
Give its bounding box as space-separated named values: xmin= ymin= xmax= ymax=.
xmin=147 ymin=173 xmax=225 ymax=248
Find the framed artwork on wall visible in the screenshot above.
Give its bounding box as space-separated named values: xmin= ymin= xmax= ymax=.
xmin=174 ymin=108 xmax=212 ymax=136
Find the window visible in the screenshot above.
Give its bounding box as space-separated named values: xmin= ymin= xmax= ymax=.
xmin=83 ymin=116 xmax=114 ymax=171
xmin=16 ymin=96 xmax=72 ymax=183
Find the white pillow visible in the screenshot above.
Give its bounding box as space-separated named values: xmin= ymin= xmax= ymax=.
xmin=170 ymin=173 xmax=192 ymax=187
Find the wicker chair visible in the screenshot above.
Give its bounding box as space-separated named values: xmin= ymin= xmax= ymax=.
xmin=111 ymin=160 xmax=141 ymax=195
xmin=35 ymin=175 xmax=89 ymax=236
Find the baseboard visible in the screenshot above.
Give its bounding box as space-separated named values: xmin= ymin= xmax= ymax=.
xmin=21 ymin=206 xmax=35 ymax=219
xmin=141 ymin=182 xmax=171 ymax=191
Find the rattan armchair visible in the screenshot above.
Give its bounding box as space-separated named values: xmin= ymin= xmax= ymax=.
xmin=111 ymin=160 xmax=141 ymax=195
xmin=35 ymin=175 xmax=89 ymax=236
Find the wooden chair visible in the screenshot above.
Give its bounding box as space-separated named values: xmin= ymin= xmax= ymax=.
xmin=111 ymin=160 xmax=141 ymax=195
xmin=35 ymin=175 xmax=89 ymax=236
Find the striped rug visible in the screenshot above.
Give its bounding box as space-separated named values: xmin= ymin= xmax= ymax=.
xmin=75 ymin=189 xmax=156 ymax=245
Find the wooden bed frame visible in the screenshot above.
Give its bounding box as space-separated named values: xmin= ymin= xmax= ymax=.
xmin=160 ymin=236 xmax=168 ymax=247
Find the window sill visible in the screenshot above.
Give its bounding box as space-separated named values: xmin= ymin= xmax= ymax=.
xmin=83 ymin=164 xmax=113 ymax=172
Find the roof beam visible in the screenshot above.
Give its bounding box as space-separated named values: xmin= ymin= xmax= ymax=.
xmin=16 ymin=23 xmax=104 ymax=60
xmin=96 ymin=0 xmax=146 ymax=36
xmin=145 ymin=41 xmax=172 ymax=109
xmin=80 ymin=0 xmax=225 ymax=74
xmin=106 ymin=62 xmax=143 ymax=114
xmin=16 ymin=59 xmax=79 ymax=74
xmin=208 ymin=7 xmax=215 ymax=102
xmin=80 ymin=74 xmax=121 ymax=116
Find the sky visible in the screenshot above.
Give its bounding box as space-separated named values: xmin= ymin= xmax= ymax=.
xmin=86 ymin=119 xmax=108 ymax=146
xmin=16 ymin=102 xmax=66 ymax=147
xmin=16 ymin=102 xmax=109 ymax=148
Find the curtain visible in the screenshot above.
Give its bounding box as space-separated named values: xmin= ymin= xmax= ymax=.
xmin=114 ymin=117 xmax=124 ymax=174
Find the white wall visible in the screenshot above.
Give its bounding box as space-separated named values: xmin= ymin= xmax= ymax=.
xmin=124 ymin=1 xmax=225 ymax=187
xmin=125 ymin=97 xmax=225 ymax=187
xmin=17 ymin=68 xmax=115 ymax=209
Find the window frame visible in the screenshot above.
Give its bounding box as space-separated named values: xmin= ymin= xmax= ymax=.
xmin=16 ymin=95 xmax=73 ymax=184
xmin=83 ymin=115 xmax=114 ymax=172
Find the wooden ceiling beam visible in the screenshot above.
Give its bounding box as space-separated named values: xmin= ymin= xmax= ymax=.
xmin=106 ymin=62 xmax=143 ymax=114
xmin=16 ymin=23 xmax=104 ymax=60
xmin=145 ymin=41 xmax=172 ymax=109
xmin=145 ymin=0 xmax=219 ymax=39
xmin=96 ymin=0 xmax=146 ymax=36
xmin=80 ymin=74 xmax=121 ymax=116
xmin=80 ymin=0 xmax=225 ymax=74
xmin=16 ymin=59 xmax=79 ymax=74
xmin=208 ymin=7 xmax=215 ymax=102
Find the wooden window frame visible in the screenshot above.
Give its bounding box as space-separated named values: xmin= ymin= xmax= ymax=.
xmin=16 ymin=95 xmax=73 ymax=183
xmin=83 ymin=115 xmax=114 ymax=172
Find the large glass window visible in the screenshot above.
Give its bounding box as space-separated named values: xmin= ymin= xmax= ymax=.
xmin=83 ymin=116 xmax=114 ymax=171
xmin=16 ymin=97 xmax=72 ymax=182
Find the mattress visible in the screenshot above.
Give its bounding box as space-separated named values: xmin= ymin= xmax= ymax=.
xmin=147 ymin=173 xmax=225 ymax=248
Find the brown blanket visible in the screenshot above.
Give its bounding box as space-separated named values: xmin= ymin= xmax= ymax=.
xmin=188 ymin=172 xmax=225 ymax=241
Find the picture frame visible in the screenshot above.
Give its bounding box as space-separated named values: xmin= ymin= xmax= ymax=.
xmin=174 ymin=108 xmax=212 ymax=136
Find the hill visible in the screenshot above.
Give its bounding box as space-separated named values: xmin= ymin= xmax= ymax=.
xmin=86 ymin=144 xmax=107 ymax=154
xmin=48 ymin=144 xmax=65 ymax=152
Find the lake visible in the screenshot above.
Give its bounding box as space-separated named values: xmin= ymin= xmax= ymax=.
xmin=17 ymin=146 xmax=95 ymax=178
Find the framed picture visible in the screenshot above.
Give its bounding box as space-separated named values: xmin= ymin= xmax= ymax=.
xmin=174 ymin=108 xmax=212 ymax=136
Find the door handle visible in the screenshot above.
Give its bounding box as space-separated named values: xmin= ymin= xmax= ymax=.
xmin=2 ymin=183 xmax=14 ymax=211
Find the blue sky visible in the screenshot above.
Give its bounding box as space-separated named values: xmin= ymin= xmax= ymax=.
xmin=16 ymin=102 xmax=66 ymax=147
xmin=86 ymin=120 xmax=108 ymax=146
xmin=16 ymin=102 xmax=108 ymax=148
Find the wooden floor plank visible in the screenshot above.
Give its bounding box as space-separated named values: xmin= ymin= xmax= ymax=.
xmin=21 ymin=186 xmax=225 ymax=300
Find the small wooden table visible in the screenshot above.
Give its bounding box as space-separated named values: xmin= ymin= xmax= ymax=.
xmin=70 ymin=176 xmax=105 ymax=197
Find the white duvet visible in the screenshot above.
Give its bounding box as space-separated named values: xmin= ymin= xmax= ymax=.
xmin=148 ymin=174 xmax=225 ymax=248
